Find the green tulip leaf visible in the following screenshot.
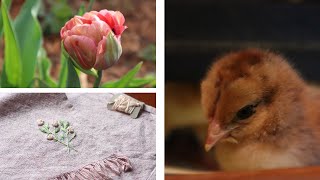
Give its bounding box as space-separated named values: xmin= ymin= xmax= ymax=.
xmin=66 ymin=59 xmax=81 ymax=88
xmin=127 ymin=75 xmax=156 ymax=88
xmin=0 ymin=0 xmax=11 ymax=36
xmin=61 ymin=42 xmax=82 ymax=88
xmin=0 ymin=65 xmax=13 ymax=88
xmin=13 ymin=0 xmax=42 ymax=87
xmin=35 ymin=79 xmax=51 ymax=88
xmin=58 ymin=53 xmax=68 ymax=88
xmin=58 ymin=42 xmax=68 ymax=88
xmin=101 ymin=62 xmax=143 ymax=88
xmin=1 ymin=1 xmax=22 ymax=87
xmin=37 ymin=48 xmax=57 ymax=88
xmin=102 ymin=74 xmax=155 ymax=88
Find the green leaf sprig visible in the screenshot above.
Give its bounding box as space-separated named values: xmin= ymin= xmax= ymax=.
xmin=38 ymin=119 xmax=77 ymax=153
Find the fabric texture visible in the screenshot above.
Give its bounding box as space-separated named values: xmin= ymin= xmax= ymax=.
xmin=0 ymin=93 xmax=156 ymax=180
xmin=50 ymin=154 xmax=133 ymax=180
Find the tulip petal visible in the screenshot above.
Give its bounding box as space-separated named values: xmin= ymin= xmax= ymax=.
xmin=94 ymin=32 xmax=122 ymax=70
xmin=64 ymin=35 xmax=97 ymax=70
xmin=67 ymin=25 xmax=97 ymax=45
xmin=113 ymin=24 xmax=127 ymax=36
xmin=67 ymin=21 xmax=111 ymax=45
xmin=92 ymin=20 xmax=111 ymax=37
xmin=83 ymin=11 xmax=100 ymax=21
xmin=60 ymin=16 xmax=92 ymax=39
xmin=94 ymin=37 xmax=109 ymax=70
xmin=113 ymin=11 xmax=127 ymax=35
xmin=97 ymin=10 xmax=115 ymax=27
xmin=75 ymin=15 xmax=92 ymax=24
xmin=113 ymin=11 xmax=125 ymax=26
xmin=97 ymin=10 xmax=126 ymax=35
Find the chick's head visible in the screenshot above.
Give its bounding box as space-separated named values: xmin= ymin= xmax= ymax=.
xmin=201 ymin=49 xmax=305 ymax=151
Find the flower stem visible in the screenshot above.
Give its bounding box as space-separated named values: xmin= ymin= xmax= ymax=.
xmin=93 ymin=70 xmax=102 ymax=88
xmin=66 ymin=133 xmax=70 ymax=153
xmin=55 ymin=137 xmax=78 ymax=152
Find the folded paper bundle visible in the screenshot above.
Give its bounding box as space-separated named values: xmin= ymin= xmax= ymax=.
xmin=107 ymin=94 xmax=145 ymax=119
xmin=0 ymin=93 xmax=156 ymax=180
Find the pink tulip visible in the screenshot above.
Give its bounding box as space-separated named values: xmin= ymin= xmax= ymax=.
xmin=60 ymin=10 xmax=127 ymax=71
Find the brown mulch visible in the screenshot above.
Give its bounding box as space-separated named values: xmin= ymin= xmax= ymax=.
xmin=0 ymin=0 xmax=156 ymax=87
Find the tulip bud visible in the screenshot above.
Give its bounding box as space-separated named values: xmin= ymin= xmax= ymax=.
xmin=60 ymin=9 xmax=127 ymax=75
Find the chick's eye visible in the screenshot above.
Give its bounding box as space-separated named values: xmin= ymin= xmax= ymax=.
xmin=236 ymin=105 xmax=256 ymax=120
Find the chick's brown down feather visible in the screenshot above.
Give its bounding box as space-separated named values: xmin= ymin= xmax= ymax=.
xmin=201 ymin=48 xmax=320 ymax=170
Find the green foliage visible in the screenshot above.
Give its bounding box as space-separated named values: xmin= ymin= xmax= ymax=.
xmin=14 ymin=0 xmax=42 ymax=87
xmin=1 ymin=0 xmax=42 ymax=87
xmin=129 ymin=74 xmax=156 ymax=88
xmin=0 ymin=0 xmax=11 ymax=35
xmin=102 ymin=74 xmax=156 ymax=88
xmin=41 ymin=0 xmax=73 ymax=35
xmin=138 ymin=44 xmax=156 ymax=61
xmin=66 ymin=60 xmax=81 ymax=88
xmin=1 ymin=1 xmax=22 ymax=87
xmin=94 ymin=70 xmax=102 ymax=88
xmin=58 ymin=50 xmax=68 ymax=88
xmin=37 ymin=48 xmax=57 ymax=88
xmin=77 ymin=3 xmax=86 ymax=16
xmin=101 ymin=62 xmax=145 ymax=88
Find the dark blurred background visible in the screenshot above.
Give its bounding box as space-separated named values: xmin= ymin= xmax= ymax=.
xmin=165 ymin=0 xmax=320 ymax=173
xmin=166 ymin=0 xmax=320 ymax=83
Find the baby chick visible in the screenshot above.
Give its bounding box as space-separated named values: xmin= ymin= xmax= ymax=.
xmin=201 ymin=48 xmax=320 ymax=171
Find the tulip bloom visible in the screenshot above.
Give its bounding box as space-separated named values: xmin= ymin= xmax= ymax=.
xmin=60 ymin=10 xmax=127 ymax=72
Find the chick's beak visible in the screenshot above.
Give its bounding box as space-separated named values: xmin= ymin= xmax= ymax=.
xmin=205 ymin=117 xmax=230 ymax=152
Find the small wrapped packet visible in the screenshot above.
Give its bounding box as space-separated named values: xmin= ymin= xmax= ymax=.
xmin=107 ymin=94 xmax=145 ymax=119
